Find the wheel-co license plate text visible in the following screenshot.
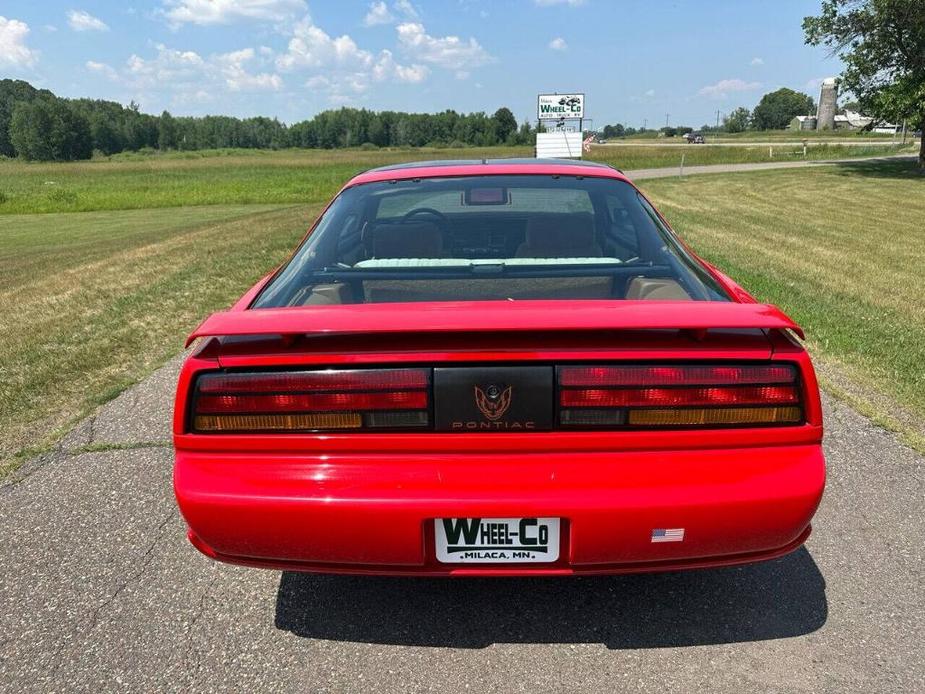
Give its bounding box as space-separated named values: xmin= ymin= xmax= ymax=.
xmin=435 ymin=517 xmax=560 ymax=563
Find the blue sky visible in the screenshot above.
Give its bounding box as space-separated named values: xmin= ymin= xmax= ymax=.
xmin=0 ymin=0 xmax=843 ymax=127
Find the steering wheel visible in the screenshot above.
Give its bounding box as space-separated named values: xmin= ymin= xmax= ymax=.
xmin=400 ymin=207 xmax=448 ymax=227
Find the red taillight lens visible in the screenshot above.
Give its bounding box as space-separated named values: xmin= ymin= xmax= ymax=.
xmin=558 ymin=364 xmax=801 ymax=428
xmin=559 ymin=365 xmax=796 ymax=387
xmin=192 ymin=369 xmax=431 ymax=432
xmin=561 ymin=385 xmax=798 ymax=408
xmin=196 ymin=390 xmax=428 ymax=414
xmin=197 ymin=369 xmax=429 ymax=393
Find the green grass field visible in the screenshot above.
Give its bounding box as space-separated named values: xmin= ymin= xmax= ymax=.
xmin=0 ymin=149 xmax=923 ymax=474
xmin=0 ymin=205 xmax=313 ymax=470
xmin=642 ymin=161 xmax=925 ymax=447
xmin=0 ymin=142 xmax=912 ymax=214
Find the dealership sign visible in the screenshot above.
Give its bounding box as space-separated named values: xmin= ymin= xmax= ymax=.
xmin=537 ymin=93 xmax=585 ymax=120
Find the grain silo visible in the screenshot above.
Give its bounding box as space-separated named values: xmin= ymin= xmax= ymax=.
xmin=816 ymin=78 xmax=837 ymax=130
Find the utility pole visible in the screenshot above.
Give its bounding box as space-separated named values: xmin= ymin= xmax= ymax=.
xmin=665 ymin=113 xmax=670 ymax=129
xmin=716 ymin=110 xmax=721 ymax=128
xmin=643 ymin=118 xmax=647 ymax=131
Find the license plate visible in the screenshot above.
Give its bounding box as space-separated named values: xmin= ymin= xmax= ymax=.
xmin=434 ymin=517 xmax=560 ymax=563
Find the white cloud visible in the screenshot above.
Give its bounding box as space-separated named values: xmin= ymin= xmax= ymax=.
xmin=363 ymin=1 xmax=393 ymax=26
xmin=698 ymin=78 xmax=761 ymax=99
xmin=162 ymin=0 xmax=306 ymax=26
xmin=127 ymin=44 xmax=205 ymax=84
xmin=363 ymin=1 xmax=418 ymax=27
xmin=396 ymin=22 xmax=491 ymax=70
xmin=644 ymin=89 xmax=655 ymax=97
xmin=750 ymin=57 xmax=764 ymax=66
xmin=67 ymin=10 xmax=109 ymax=32
xmin=548 ymin=37 xmax=567 ymax=51
xmin=393 ymin=0 xmax=419 ymax=19
xmin=534 ymin=0 xmax=585 ymax=5
xmin=305 ymin=75 xmax=329 ymax=89
xmin=86 ymin=60 xmax=119 ymax=80
xmin=0 ymin=16 xmax=39 ymax=67
xmin=278 ymin=17 xmax=375 ymax=70
xmin=112 ymin=43 xmax=283 ymax=104
xmin=214 ymin=48 xmax=283 ymax=91
xmin=396 ymin=63 xmax=428 ymax=82
xmin=278 ymin=16 xmax=427 ymax=102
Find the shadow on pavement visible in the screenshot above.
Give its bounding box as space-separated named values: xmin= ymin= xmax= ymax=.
xmin=274 ymin=547 xmax=826 ymax=649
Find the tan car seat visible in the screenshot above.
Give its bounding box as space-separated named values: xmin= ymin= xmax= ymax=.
xmin=515 ymin=213 xmax=602 ymax=258
xmin=625 ymin=277 xmax=692 ymax=300
xmin=371 ymin=222 xmax=443 ymax=259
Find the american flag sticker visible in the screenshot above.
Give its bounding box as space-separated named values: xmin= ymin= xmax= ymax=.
xmin=651 ymin=528 xmax=685 ymax=543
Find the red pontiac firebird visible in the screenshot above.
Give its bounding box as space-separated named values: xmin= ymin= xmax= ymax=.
xmin=173 ymin=158 xmax=825 ymax=576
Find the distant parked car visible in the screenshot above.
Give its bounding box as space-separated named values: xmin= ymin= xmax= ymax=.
xmin=686 ymin=132 xmax=706 ymax=144
xmin=174 ymin=158 xmax=825 ymax=576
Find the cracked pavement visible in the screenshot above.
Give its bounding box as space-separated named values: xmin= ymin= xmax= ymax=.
xmin=1 ymin=356 xmax=923 ymax=693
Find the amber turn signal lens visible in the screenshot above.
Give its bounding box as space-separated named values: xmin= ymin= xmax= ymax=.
xmin=194 ymin=413 xmax=362 ymax=431
xmin=628 ymin=406 xmax=802 ymax=426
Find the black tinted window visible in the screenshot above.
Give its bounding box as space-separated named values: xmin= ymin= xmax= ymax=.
xmin=253 ymin=174 xmax=729 ymax=307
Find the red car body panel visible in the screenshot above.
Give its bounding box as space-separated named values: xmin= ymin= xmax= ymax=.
xmin=172 ymin=161 xmax=826 ymax=576
xmin=186 ymin=300 xmax=804 ymax=347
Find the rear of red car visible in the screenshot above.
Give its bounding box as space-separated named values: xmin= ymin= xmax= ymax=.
xmin=173 ymin=162 xmax=825 ymax=576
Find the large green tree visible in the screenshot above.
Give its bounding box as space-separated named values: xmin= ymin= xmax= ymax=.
xmin=157 ymin=110 xmax=178 ymax=150
xmin=0 ymin=79 xmax=54 ymax=157
xmin=751 ymin=88 xmax=817 ymax=130
xmin=9 ymin=98 xmax=92 ymax=161
xmin=9 ymin=100 xmax=54 ymax=161
xmin=804 ymin=0 xmax=925 ymax=169
xmin=492 ymin=107 xmax=518 ymax=144
xmin=724 ymin=107 xmax=752 ymax=133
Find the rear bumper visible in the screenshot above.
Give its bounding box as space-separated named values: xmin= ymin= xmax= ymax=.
xmin=174 ymin=444 xmax=825 ymax=576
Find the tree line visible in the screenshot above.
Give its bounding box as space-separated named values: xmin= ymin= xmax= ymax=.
xmin=597 ymin=88 xmax=819 ymax=139
xmin=0 ymin=79 xmax=534 ymax=161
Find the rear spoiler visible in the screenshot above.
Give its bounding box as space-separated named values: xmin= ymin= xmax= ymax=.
xmin=186 ymin=300 xmax=804 ymax=347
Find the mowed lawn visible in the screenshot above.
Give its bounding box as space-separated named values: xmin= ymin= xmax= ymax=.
xmin=0 ymin=142 xmax=912 ymax=214
xmin=0 ymin=151 xmax=923 ymax=473
xmin=0 ymin=204 xmax=315 ymax=471
xmin=641 ymin=162 xmax=925 ymax=446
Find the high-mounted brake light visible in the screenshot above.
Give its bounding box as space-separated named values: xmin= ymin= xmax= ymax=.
xmin=558 ymin=364 xmax=802 ymax=429
xmin=191 ymin=369 xmax=431 ymax=433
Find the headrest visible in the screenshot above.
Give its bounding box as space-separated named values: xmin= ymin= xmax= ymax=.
xmin=519 ymin=213 xmax=600 ymax=257
xmin=371 ymin=222 xmax=443 ymax=259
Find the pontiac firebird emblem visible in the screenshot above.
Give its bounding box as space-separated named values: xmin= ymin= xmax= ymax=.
xmin=474 ymin=384 xmax=513 ymax=421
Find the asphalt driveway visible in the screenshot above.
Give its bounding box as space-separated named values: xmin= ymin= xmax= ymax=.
xmin=1 ymin=355 xmax=922 ymax=693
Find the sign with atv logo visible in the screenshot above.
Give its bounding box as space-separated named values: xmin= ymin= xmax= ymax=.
xmin=537 ymin=93 xmax=585 ymax=120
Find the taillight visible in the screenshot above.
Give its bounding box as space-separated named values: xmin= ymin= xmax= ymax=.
xmin=558 ymin=364 xmax=802 ymax=428
xmin=191 ymin=369 xmax=431 ymax=432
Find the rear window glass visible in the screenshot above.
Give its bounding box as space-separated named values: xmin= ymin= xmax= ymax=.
xmin=252 ymin=174 xmax=728 ymax=307
xmin=376 ymin=189 xmax=593 ymax=217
